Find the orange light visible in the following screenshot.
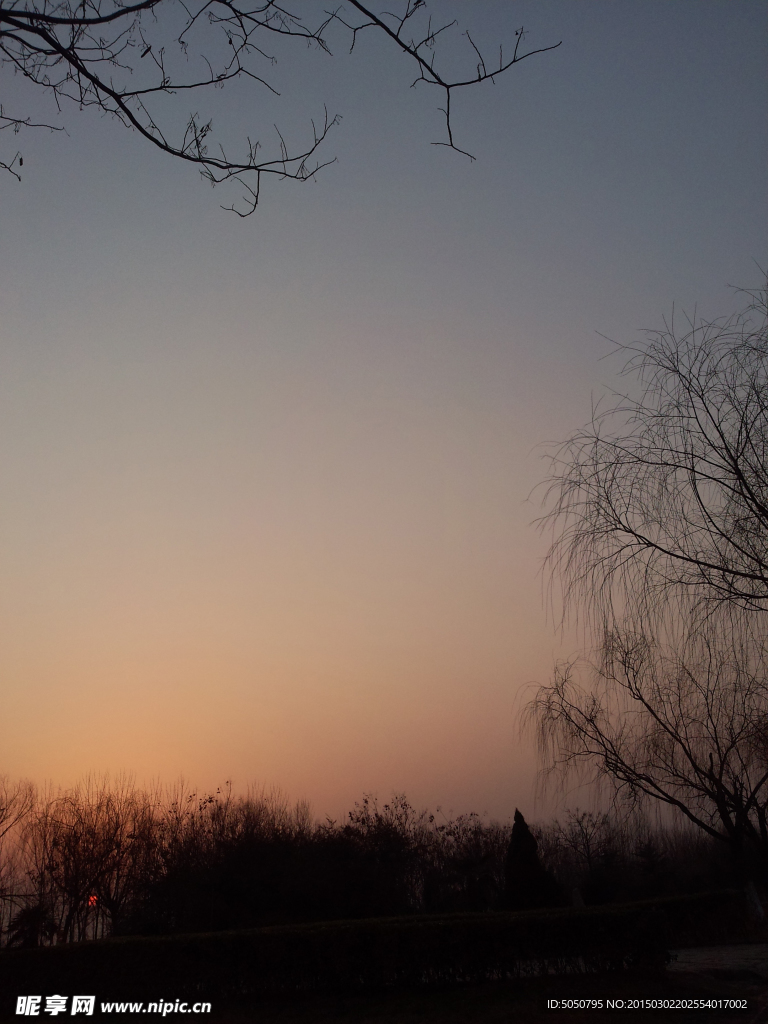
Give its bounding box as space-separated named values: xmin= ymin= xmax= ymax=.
xmin=88 ymin=895 xmax=98 ymax=906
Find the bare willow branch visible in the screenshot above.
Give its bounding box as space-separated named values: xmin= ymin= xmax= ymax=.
xmin=538 ymin=281 xmax=768 ymax=631
xmin=528 ymin=279 xmax=768 ymax=866
xmin=525 ymin=622 xmax=768 ymax=861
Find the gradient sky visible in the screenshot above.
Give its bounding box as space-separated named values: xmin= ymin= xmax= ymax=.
xmin=0 ymin=1 xmax=766 ymax=821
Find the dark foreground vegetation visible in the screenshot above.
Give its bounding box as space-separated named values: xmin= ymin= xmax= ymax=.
xmin=1 ymin=778 xmax=766 ymax=945
xmin=1 ymin=777 xmax=766 ymax=1020
xmin=0 ymin=894 xmax=766 ymax=1022
xmin=0 ymin=892 xmax=760 ymax=997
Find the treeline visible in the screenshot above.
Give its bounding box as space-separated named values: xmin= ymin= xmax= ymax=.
xmin=0 ymin=776 xmax=747 ymax=948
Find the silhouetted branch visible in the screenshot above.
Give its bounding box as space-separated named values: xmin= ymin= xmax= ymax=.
xmin=1 ymin=0 xmax=561 ymax=211
xmin=0 ymin=105 xmax=64 ymax=179
xmin=526 ymin=623 xmax=768 ymax=860
xmin=538 ymin=281 xmax=768 ymax=631
xmin=341 ymin=3 xmax=562 ymax=160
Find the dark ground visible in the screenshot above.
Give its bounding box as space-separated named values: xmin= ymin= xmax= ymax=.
xmin=11 ymin=962 xmax=755 ymax=1024
xmin=3 ymin=942 xmax=766 ymax=1023
xmin=220 ymin=968 xmax=767 ymax=1024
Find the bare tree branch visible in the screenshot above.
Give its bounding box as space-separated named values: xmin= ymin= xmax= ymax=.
xmin=529 ymin=279 xmax=768 ymax=867
xmin=526 ymin=623 xmax=768 ymax=862
xmin=538 ymin=280 xmax=768 ymax=631
xmin=0 ymin=0 xmax=561 ymax=212
xmin=0 ymin=104 xmax=63 ymax=178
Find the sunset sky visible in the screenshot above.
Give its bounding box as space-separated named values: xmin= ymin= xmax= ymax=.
xmin=0 ymin=0 xmax=765 ymax=822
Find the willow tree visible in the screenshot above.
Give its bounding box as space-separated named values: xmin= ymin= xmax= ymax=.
xmin=542 ymin=282 xmax=768 ymax=632
xmin=530 ymin=281 xmax=768 ymax=865
xmin=528 ymin=624 xmax=768 ymax=862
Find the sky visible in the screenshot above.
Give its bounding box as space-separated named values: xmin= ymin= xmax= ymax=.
xmin=0 ymin=0 xmax=766 ymax=822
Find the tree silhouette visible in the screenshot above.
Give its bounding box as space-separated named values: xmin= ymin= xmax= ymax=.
xmin=531 ymin=281 xmax=768 ymax=869
xmin=540 ymin=282 xmax=768 ymax=631
xmin=529 ymin=623 xmax=768 ymax=867
xmin=0 ymin=1 xmax=561 ymax=212
xmin=503 ymin=809 xmax=561 ymax=910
